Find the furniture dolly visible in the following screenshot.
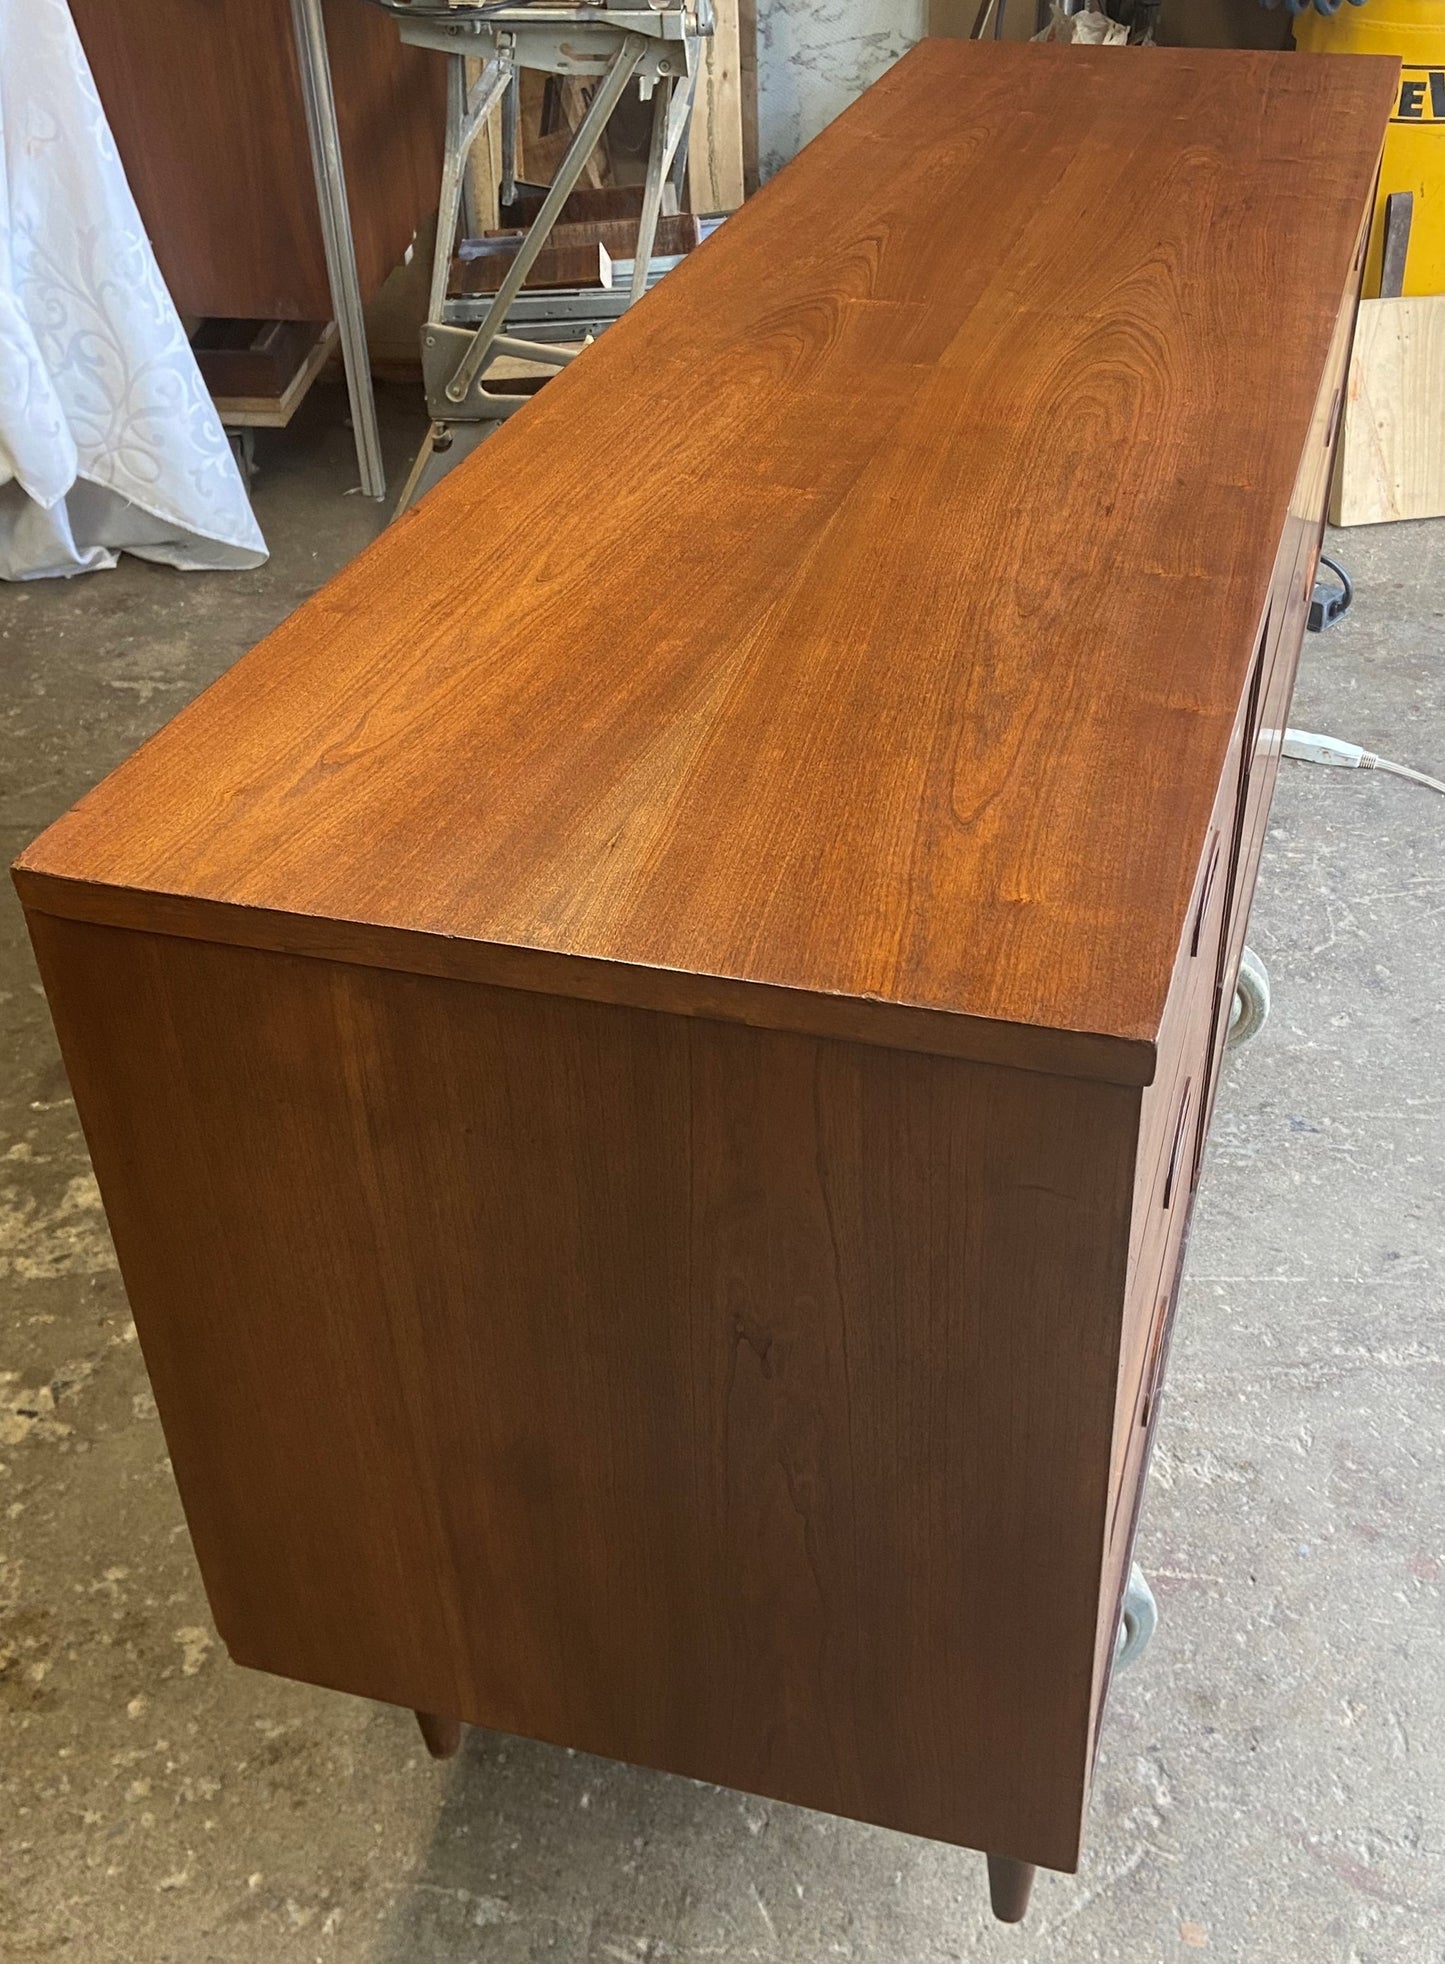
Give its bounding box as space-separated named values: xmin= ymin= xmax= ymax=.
xmin=14 ymin=40 xmax=1396 ymax=1927
xmin=376 ymin=0 xmax=711 ymax=508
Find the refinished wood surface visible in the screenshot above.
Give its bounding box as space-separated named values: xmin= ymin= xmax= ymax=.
xmin=16 ymin=41 xmax=1396 ymax=1083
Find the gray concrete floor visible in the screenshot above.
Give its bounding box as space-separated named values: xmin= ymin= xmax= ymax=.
xmin=2 ymin=387 xmax=1442 ymax=1962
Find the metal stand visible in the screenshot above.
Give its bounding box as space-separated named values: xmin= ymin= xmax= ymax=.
xmin=290 ymin=0 xmax=387 ymax=501
xmin=390 ymin=2 xmax=708 ymax=512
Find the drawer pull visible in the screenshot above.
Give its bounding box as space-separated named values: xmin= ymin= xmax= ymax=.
xmin=1241 ymin=609 xmax=1273 ymax=792
xmin=1139 ymin=1293 xmax=1170 ymax=1429
xmin=1190 ymin=831 xmax=1221 ymax=957
xmin=1162 ymin=1078 xmax=1193 ymax=1212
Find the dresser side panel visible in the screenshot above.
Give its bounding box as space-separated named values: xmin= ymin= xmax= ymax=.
xmin=25 ymin=914 xmax=1139 ymax=1871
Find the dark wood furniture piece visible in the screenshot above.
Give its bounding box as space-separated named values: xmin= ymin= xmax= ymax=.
xmin=68 ymin=0 xmax=444 ymax=323
xmin=15 ymin=41 xmax=1396 ymax=1923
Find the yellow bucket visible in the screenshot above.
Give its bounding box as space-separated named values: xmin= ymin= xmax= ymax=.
xmin=1295 ymin=0 xmax=1445 ymax=296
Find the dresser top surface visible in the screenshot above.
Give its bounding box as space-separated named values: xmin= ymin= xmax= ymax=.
xmin=18 ymin=40 xmax=1396 ymax=1078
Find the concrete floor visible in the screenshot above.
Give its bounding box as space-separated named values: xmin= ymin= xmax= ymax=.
xmin=2 ymin=386 xmax=1442 ymax=1963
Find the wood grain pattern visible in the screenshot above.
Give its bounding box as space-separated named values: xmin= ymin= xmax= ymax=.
xmin=30 ymin=912 xmax=1140 ymax=1873
xmin=68 ymin=0 xmax=445 ymax=321
xmin=17 ymin=42 xmax=1395 ymax=1086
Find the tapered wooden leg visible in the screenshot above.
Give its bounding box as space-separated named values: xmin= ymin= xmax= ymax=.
xmin=414 ymin=1709 xmax=463 ymax=1759
xmin=986 ymin=1853 xmax=1036 ymax=1923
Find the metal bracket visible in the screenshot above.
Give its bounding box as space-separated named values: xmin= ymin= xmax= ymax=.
xmin=421 ymin=324 xmax=585 ymax=420
xmin=423 ymin=324 xmax=532 ymax=419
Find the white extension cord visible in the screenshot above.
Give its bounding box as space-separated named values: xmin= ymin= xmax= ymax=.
xmin=1282 ymin=729 xmax=1445 ymax=796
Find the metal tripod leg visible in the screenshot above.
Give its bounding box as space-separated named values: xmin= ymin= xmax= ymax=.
xmin=429 ymin=52 xmax=513 ymax=326
xmin=631 ymin=78 xmax=673 ymax=306
xmin=289 ymin=0 xmax=386 ymax=501
xmin=441 ymin=31 xmax=648 ymax=409
xmin=630 ymin=61 xmax=698 ymax=306
xmin=501 ymin=68 xmax=519 ymax=209
xmin=432 ymin=56 xmax=470 ymax=327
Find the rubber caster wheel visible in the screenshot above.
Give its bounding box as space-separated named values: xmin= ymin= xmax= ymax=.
xmin=1114 ymin=1563 xmax=1158 ymax=1672
xmin=1227 ymin=944 xmax=1270 ymax=1048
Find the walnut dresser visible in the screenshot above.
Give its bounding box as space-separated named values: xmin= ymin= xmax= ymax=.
xmin=14 ymin=40 xmax=1397 ymax=1925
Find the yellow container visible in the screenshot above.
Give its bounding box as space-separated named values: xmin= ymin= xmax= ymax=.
xmin=1295 ymin=0 xmax=1445 ymax=296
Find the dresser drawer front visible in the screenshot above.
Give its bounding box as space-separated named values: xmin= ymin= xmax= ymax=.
xmin=1125 ymin=691 xmax=1247 ymax=1292
xmin=1292 ymin=251 xmax=1368 ymax=529
xmin=1292 ymin=300 xmax=1354 ymax=527
xmin=1111 ymin=1062 xmax=1199 ymax=1527
xmin=1103 ymin=294 xmax=1355 ymax=1711
xmin=1109 ymin=1260 xmax=1179 ymax=1560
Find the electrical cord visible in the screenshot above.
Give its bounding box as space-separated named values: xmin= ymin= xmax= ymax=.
xmin=1282 ymin=729 xmax=1445 ymax=795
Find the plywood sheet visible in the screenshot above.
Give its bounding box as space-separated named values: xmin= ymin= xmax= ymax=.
xmin=1332 ymin=293 xmax=1445 ymax=526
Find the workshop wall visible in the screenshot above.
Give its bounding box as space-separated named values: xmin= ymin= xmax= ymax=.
xmin=756 ymin=0 xmax=927 ymax=179
xmin=757 ymin=0 xmax=1288 ymax=179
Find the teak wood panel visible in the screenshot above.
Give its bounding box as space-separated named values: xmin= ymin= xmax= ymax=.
xmin=69 ymin=0 xmax=445 ymax=321
xmin=15 ymin=42 xmax=1398 ymax=1087
xmin=28 ymin=912 xmax=1141 ymax=1874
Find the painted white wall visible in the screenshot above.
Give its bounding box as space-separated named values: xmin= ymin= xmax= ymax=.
xmin=756 ymin=0 xmax=928 ymax=179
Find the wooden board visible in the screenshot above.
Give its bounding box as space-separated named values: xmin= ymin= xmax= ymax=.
xmin=207 ymin=323 xmax=340 ymax=430
xmin=451 ymin=214 xmax=701 ymax=292
xmin=28 ymin=909 xmax=1139 ymax=1872
xmin=451 ymin=240 xmax=613 ymax=295
xmin=472 ymin=213 xmax=703 ymax=259
xmin=68 ymin=0 xmax=446 ymax=321
xmin=16 ymin=42 xmax=1398 ymax=1091
xmin=1331 ymin=293 xmax=1445 ymax=526
xmin=192 ymin=318 xmax=330 ymax=397
xmin=463 ymin=52 xmax=504 ymax=234
xmin=688 ymin=0 xmax=746 ymax=211
xmin=504 ymin=184 xmax=649 ymax=228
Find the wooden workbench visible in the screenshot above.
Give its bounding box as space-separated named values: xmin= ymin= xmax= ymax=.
xmin=14 ymin=39 xmax=1396 ymax=1923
